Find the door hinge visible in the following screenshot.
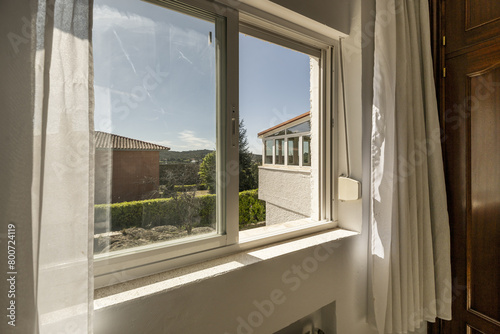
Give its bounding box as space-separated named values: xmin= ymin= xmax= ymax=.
xmin=443 ymin=67 xmax=446 ymax=78
xmin=442 ymin=36 xmax=446 ymax=46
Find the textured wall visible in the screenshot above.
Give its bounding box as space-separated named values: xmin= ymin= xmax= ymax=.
xmin=95 ymin=150 xmax=113 ymax=205
xmin=258 ymin=167 xmax=311 ymax=219
xmin=266 ymin=202 xmax=308 ymax=225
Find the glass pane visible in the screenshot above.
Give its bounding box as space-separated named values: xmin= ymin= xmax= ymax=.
xmin=288 ymin=137 xmax=299 ymax=165
xmin=303 ymin=136 xmax=311 ymax=166
xmin=93 ymin=0 xmax=219 ymax=254
xmin=286 ymin=121 xmax=310 ymax=134
xmin=265 ymin=140 xmax=273 ymax=164
xmin=275 ymin=139 xmax=285 ymax=165
xmin=239 ymin=32 xmax=317 ymax=232
xmin=268 ymin=130 xmax=286 ymax=137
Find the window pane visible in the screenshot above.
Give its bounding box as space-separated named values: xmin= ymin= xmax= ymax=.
xmin=265 ymin=140 xmax=273 ymax=164
xmin=93 ymin=0 xmax=219 ymax=254
xmin=288 ymin=137 xmax=299 ymax=165
xmin=303 ymin=136 xmax=311 ymax=166
xmin=286 ymin=121 xmax=310 ymax=134
xmin=268 ymin=130 xmax=286 ymax=137
xmin=275 ymin=139 xmax=285 ymax=165
xmin=239 ymin=32 xmax=318 ymax=232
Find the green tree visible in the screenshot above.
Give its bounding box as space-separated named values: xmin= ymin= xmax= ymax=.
xmin=238 ymin=119 xmax=258 ymax=191
xmin=199 ymin=151 xmax=216 ymax=193
xmin=198 ymin=119 xmax=259 ymax=193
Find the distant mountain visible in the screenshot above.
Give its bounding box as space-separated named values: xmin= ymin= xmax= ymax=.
xmin=160 ymin=149 xmax=212 ymax=164
xmin=160 ymin=149 xmax=262 ymax=164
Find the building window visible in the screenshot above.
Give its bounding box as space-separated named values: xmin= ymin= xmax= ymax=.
xmin=288 ymin=137 xmax=299 ymax=166
xmin=275 ymin=138 xmax=286 ymax=165
xmin=265 ymin=140 xmax=273 ymax=164
xmin=93 ymin=0 xmax=334 ymax=287
xmin=303 ymin=135 xmax=311 ymax=166
xmin=258 ymin=114 xmax=311 ymax=168
xmin=287 ymin=120 xmax=311 ymax=134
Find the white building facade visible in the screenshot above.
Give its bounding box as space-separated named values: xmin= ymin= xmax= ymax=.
xmin=258 ymin=111 xmax=319 ymax=225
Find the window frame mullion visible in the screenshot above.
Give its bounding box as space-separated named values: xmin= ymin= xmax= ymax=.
xmin=223 ymin=7 xmax=239 ymax=245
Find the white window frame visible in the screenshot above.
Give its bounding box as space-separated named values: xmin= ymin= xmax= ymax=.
xmin=93 ymin=0 xmax=337 ymax=289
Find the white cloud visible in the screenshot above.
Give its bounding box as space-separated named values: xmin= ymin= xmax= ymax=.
xmin=153 ymin=131 xmax=214 ymax=151
xmin=178 ymin=130 xmax=215 ymax=150
xmin=152 ymin=139 xmax=173 ymax=148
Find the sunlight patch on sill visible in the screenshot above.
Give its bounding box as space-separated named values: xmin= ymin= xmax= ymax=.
xmin=239 ymin=218 xmax=325 ymax=242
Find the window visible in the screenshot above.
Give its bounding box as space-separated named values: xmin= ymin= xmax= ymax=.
xmin=275 ymin=138 xmax=285 ymax=165
xmin=288 ymin=121 xmax=311 ymax=134
xmin=288 ymin=137 xmax=299 ymax=165
xmin=265 ymin=140 xmax=273 ymax=164
xmin=303 ymin=136 xmax=311 ymax=166
xmin=259 ymin=117 xmax=312 ymax=168
xmin=93 ymin=0 xmax=334 ymax=287
xmin=93 ymin=0 xmax=230 ymax=257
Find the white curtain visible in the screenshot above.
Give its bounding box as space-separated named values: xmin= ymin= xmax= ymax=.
xmin=1 ymin=0 xmax=93 ymax=333
xmin=369 ymin=0 xmax=452 ymax=333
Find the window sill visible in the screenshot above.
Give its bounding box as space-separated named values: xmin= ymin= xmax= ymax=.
xmin=94 ymin=227 xmax=358 ymax=310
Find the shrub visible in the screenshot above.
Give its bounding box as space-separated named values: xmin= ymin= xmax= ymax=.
xmin=95 ymin=195 xmax=216 ymax=231
xmin=238 ymin=189 xmax=266 ymax=227
xmin=95 ymin=189 xmax=265 ymax=231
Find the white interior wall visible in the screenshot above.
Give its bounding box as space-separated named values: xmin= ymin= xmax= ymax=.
xmin=94 ymin=0 xmax=377 ymax=333
xmin=274 ymin=301 xmax=336 ymax=334
xmin=0 ymin=1 xmax=38 ymax=333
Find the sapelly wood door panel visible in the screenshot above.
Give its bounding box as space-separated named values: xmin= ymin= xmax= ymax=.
xmin=428 ymin=0 xmax=500 ymax=332
xmin=445 ymin=0 xmax=500 ymax=55
xmin=440 ymin=28 xmax=500 ymax=334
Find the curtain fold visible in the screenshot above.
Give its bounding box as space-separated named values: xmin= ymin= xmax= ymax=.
xmin=369 ymin=0 xmax=451 ymax=333
xmin=2 ymin=0 xmax=94 ymax=332
xmin=33 ymin=1 xmax=94 ymax=331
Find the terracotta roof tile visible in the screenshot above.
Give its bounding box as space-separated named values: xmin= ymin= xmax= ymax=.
xmin=95 ymin=131 xmax=170 ymax=151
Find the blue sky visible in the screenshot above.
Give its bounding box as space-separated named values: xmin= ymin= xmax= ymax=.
xmin=93 ymin=0 xmax=310 ymax=153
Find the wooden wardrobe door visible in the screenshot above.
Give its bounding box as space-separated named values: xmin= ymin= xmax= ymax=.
xmin=446 ymin=0 xmax=500 ymax=54
xmin=442 ymin=33 xmax=500 ymax=334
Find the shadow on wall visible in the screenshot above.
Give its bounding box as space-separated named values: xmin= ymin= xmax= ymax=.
xmin=273 ymin=301 xmax=336 ymax=334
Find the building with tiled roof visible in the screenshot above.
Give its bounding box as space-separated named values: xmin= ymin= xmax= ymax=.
xmin=95 ymin=131 xmax=170 ymax=151
xmin=94 ymin=132 xmax=170 ymax=204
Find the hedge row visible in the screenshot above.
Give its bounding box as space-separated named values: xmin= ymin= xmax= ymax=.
xmin=95 ymin=189 xmax=265 ymax=230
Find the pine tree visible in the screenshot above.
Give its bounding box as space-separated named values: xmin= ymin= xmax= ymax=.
xmin=199 ymin=119 xmax=259 ymax=193
xmin=238 ymin=119 xmax=258 ymax=191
